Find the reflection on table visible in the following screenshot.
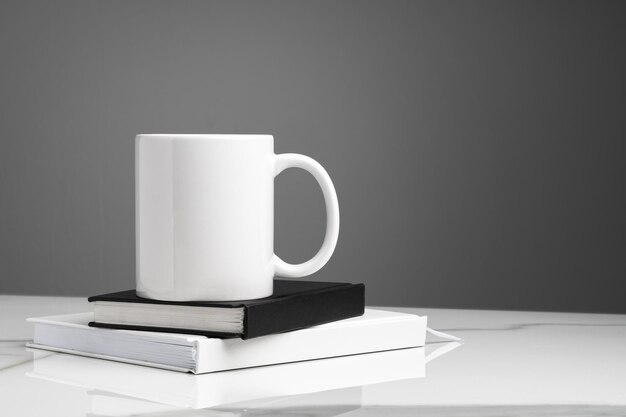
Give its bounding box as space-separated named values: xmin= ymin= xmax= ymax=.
xmin=25 ymin=344 xmax=458 ymax=415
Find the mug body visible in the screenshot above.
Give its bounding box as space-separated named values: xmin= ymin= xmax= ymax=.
xmin=136 ymin=134 xmax=274 ymax=301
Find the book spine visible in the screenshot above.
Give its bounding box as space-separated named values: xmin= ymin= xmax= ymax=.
xmin=242 ymin=284 xmax=365 ymax=339
xmin=194 ymin=313 xmax=426 ymax=373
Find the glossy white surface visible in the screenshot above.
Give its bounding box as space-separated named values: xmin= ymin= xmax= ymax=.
xmin=136 ymin=134 xmax=340 ymax=301
xmin=1 ymin=295 xmax=626 ymax=416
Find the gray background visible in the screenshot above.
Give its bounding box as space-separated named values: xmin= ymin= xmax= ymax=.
xmin=1 ymin=0 xmax=625 ymax=313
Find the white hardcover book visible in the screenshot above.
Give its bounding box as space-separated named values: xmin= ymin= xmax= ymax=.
xmin=28 ymin=346 xmax=425 ymax=409
xmin=27 ymin=308 xmax=427 ymax=374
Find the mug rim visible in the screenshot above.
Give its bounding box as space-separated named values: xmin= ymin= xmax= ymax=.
xmin=136 ymin=134 xmax=273 ymax=141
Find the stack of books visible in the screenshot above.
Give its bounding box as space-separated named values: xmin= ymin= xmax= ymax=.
xmin=28 ymin=279 xmax=428 ymax=374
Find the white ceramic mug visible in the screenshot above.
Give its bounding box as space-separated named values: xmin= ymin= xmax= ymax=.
xmin=135 ymin=134 xmax=339 ymax=301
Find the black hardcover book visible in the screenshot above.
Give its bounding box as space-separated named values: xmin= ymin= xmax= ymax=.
xmin=88 ymin=280 xmax=365 ymax=339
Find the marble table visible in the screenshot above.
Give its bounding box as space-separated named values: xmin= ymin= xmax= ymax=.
xmin=1 ymin=295 xmax=625 ymax=416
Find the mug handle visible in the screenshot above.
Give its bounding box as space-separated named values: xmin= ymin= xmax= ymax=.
xmin=273 ymin=153 xmax=340 ymax=278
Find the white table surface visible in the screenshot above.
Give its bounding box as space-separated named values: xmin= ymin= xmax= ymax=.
xmin=1 ymin=294 xmax=625 ymax=416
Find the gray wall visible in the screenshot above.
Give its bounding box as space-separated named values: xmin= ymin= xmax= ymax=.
xmin=1 ymin=0 xmax=625 ymax=313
